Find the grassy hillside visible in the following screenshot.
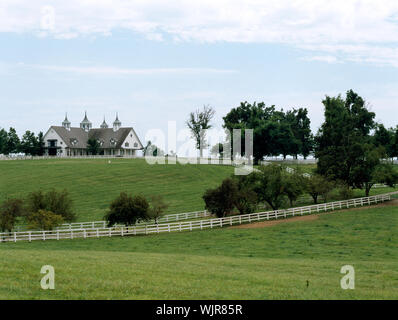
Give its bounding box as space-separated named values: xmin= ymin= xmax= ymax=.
xmin=0 ymin=158 xmax=234 ymax=221
xmin=0 ymin=203 xmax=397 ymax=299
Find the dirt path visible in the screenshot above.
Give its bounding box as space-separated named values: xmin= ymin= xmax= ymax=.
xmin=230 ymin=199 xmax=398 ymax=230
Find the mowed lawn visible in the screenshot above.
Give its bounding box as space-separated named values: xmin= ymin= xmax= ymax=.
xmin=0 ymin=203 xmax=397 ymax=299
xmin=0 ymin=158 xmax=234 ymax=221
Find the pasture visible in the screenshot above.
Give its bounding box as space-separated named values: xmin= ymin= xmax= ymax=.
xmin=0 ymin=202 xmax=397 ymax=299
xmin=0 ymin=158 xmax=234 ymax=221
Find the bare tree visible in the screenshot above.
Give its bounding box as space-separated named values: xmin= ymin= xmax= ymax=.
xmin=186 ymin=105 xmax=215 ymax=158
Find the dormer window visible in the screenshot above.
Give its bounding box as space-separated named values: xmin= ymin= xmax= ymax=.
xmin=70 ymin=138 xmax=78 ymax=146
xmin=110 ymin=138 xmax=116 ymax=146
xmin=98 ymin=139 xmax=104 ymax=147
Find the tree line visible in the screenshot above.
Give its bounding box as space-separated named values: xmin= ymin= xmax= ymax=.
xmin=202 ymin=89 xmax=398 ymax=217
xmin=0 ymin=128 xmax=45 ymax=156
xmin=187 ymin=97 xmax=398 ymax=164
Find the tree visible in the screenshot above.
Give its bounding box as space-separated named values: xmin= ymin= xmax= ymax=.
xmin=368 ymin=162 xmax=398 ymax=192
xmin=35 ymin=132 xmax=45 ymax=156
xmin=27 ymin=210 xmax=64 ymax=231
xmin=373 ymin=124 xmax=393 ymax=158
xmin=233 ymin=175 xmax=258 ymax=214
xmin=223 ymin=102 xmax=313 ymax=163
xmin=305 ymin=174 xmax=334 ymax=204
xmin=0 ymin=198 xmax=24 ymax=232
xmin=203 ymin=178 xmax=237 ymax=217
xmin=143 ymin=141 xmax=164 ymax=157
xmin=315 ymin=90 xmax=376 ymax=186
xmin=283 ymin=171 xmax=305 ymax=206
xmin=350 ymin=144 xmax=384 ymax=197
xmin=187 ymin=105 xmax=215 ymax=158
xmin=6 ymin=127 xmax=20 ymax=154
xmin=20 ymin=130 xmax=38 ymax=155
xmin=286 ymin=108 xmax=314 ymax=159
xmin=104 ymin=193 xmax=149 ymax=227
xmin=253 ymin=164 xmax=287 ymax=210
xmin=87 ymin=138 xmax=100 ymax=155
xmin=210 ymin=143 xmax=224 ymax=159
xmin=26 ymin=189 xmax=76 ymax=222
xmin=0 ymin=128 xmax=8 ymax=154
xmin=389 ymin=126 xmax=398 ymax=160
xmin=148 ymin=195 xmax=168 ymax=224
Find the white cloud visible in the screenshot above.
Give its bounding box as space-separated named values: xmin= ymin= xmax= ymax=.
xmin=301 ymin=56 xmax=340 ymax=64
xmin=20 ymin=64 xmax=237 ymax=76
xmin=2 ymin=1 xmax=398 ymax=66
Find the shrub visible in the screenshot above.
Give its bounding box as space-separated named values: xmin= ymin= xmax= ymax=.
xmin=337 ymin=184 xmax=354 ymax=200
xmin=0 ymin=198 xmax=24 ymax=232
xmin=148 ymin=195 xmax=169 ymax=224
xmin=203 ymin=178 xmax=237 ymax=217
xmin=27 ymin=210 xmax=64 ymax=231
xmin=26 ymin=189 xmax=76 ymax=222
xmin=283 ymin=172 xmax=305 ymax=206
xmin=253 ymin=164 xmax=286 ymax=210
xmin=305 ymin=174 xmax=334 ymax=204
xmin=104 ymin=192 xmax=149 ymax=227
xmin=233 ymin=175 xmax=259 ymax=214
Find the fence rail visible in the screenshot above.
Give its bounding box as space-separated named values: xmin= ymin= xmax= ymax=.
xmin=14 ymin=210 xmax=211 ymax=232
xmin=2 ymin=191 xmax=397 ymax=243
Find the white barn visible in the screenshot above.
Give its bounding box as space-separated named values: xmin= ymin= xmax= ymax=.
xmin=43 ymin=113 xmax=144 ymax=157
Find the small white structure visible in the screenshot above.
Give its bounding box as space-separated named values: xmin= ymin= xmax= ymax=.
xmin=43 ymin=113 xmax=144 ymax=157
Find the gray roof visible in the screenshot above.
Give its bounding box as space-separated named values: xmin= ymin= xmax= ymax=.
xmin=51 ymin=126 xmax=88 ymax=149
xmin=50 ymin=126 xmax=143 ymax=149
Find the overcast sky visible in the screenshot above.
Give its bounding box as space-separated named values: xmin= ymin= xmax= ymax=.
xmin=1 ymin=0 xmax=398 ymax=144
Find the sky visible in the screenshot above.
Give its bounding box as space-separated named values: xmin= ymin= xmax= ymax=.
xmin=1 ymin=0 xmax=398 ymax=150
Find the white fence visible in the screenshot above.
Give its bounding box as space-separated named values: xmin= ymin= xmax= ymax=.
xmin=0 ymin=155 xmax=141 ymax=161
xmin=13 ymin=210 xmax=210 ymax=232
xmin=2 ymin=191 xmax=397 ymax=243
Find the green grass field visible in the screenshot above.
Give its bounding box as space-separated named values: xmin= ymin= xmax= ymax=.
xmin=1 ymin=158 xmax=396 ymax=223
xmin=0 ymin=158 xmax=235 ymax=221
xmin=0 ymin=202 xmax=397 ymax=299
xmin=0 ymin=159 xmax=397 ymax=300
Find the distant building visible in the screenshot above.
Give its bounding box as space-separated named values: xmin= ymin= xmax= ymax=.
xmin=43 ymin=112 xmax=143 ymax=156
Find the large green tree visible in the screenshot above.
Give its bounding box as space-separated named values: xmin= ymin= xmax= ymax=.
xmin=20 ymin=130 xmax=38 ymax=155
xmin=6 ymin=128 xmax=20 ymax=154
xmin=223 ymin=102 xmax=313 ymax=163
xmin=0 ymin=128 xmax=8 ymax=154
xmin=315 ymin=90 xmax=376 ymax=187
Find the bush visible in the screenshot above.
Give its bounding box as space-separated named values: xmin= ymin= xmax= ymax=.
xmin=253 ymin=164 xmax=286 ymax=210
xmin=26 ymin=189 xmax=76 ymax=222
xmin=27 ymin=210 xmax=64 ymax=231
xmin=104 ymin=192 xmax=149 ymax=227
xmin=0 ymin=198 xmax=24 ymax=232
xmin=337 ymin=184 xmax=354 ymax=200
xmin=305 ymin=174 xmax=334 ymax=204
xmin=233 ymin=175 xmax=259 ymax=214
xmin=148 ymin=195 xmax=169 ymax=224
xmin=283 ymin=172 xmax=305 ymax=206
xmin=203 ymin=178 xmax=237 ymax=217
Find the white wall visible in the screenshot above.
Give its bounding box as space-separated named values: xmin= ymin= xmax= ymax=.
xmin=121 ymin=129 xmax=142 ymax=150
xmin=43 ymin=128 xmax=67 ymax=156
